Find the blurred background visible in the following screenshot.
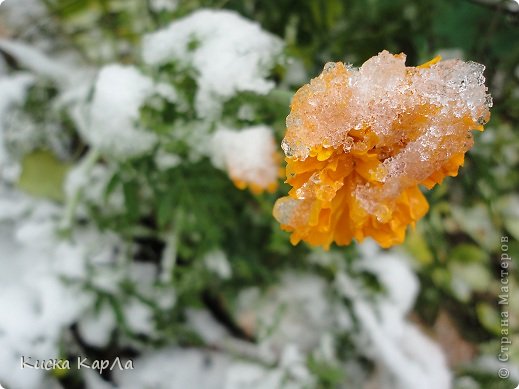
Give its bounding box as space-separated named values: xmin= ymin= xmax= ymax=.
xmin=0 ymin=0 xmax=518 ymax=388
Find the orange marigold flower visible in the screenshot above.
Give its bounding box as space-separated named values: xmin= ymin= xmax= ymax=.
xmin=211 ymin=125 xmax=281 ymax=194
xmin=273 ymin=51 xmax=492 ymax=249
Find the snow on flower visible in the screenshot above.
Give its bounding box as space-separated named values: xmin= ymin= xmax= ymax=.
xmin=210 ymin=125 xmax=280 ymax=194
xmin=80 ymin=64 xmax=157 ymax=158
xmin=274 ymin=51 xmax=492 ymax=249
xmin=142 ymin=9 xmax=283 ymax=118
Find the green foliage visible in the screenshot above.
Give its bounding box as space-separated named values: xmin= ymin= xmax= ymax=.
xmin=307 ymin=354 xmax=345 ymax=388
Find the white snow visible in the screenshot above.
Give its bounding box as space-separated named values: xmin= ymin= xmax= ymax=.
xmin=148 ymin=0 xmax=179 ymax=12
xmin=210 ymin=125 xmax=279 ymax=191
xmin=154 ymin=148 xmax=182 ymax=170
xmin=224 ymin=362 xmax=285 ymax=389
xmin=0 ymin=73 xmax=35 ymax=171
xmin=154 ymin=82 xmax=178 ymax=103
xmin=335 ymin=243 xmax=452 ymax=389
xmin=64 ymin=161 xmax=125 ymax=216
xmin=0 ymin=40 xmax=78 ymax=86
xmin=77 ymin=304 xmax=117 ymax=348
xmin=81 ymin=64 xmax=157 ymax=158
xmin=0 ymin=74 xmax=34 ymax=113
xmin=0 ymin=190 xmax=91 ymax=388
xmin=186 ymin=309 xmax=230 ymax=344
xmin=282 ymin=58 xmax=308 ymax=87
xmin=169 ymin=119 xmax=212 ymax=162
xmin=357 ymin=243 xmax=419 ymax=314
xmin=0 ymin=0 xmax=47 ymax=33
xmin=203 ymin=249 xmax=232 ymax=279
xmin=235 ymin=272 xmax=334 ymax=370
xmin=123 ymin=298 xmax=155 ymax=335
xmin=112 ymin=345 xmax=308 ymax=389
xmin=113 ymin=348 xmax=230 ymax=389
xmin=142 ymin=9 xmax=283 ymax=118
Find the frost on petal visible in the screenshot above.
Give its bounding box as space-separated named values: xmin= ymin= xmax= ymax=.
xmin=142 ymin=9 xmax=283 ymax=118
xmin=274 ymin=51 xmax=492 ymax=249
xmin=210 ymin=125 xmax=280 ymax=194
xmin=81 ymin=64 xmax=157 ymax=158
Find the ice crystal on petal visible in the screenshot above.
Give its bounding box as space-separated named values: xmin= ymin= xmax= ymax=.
xmin=274 ymin=51 xmax=491 ymax=248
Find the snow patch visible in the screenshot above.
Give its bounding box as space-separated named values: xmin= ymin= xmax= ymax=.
xmin=0 ymin=192 xmax=91 ymax=388
xmin=336 ymin=244 xmax=452 ymax=389
xmin=81 ymin=64 xmax=157 ymax=158
xmin=0 ymin=73 xmax=35 ymax=170
xmin=142 ymin=9 xmax=283 ymax=118
xmin=203 ymin=249 xmax=232 ymax=279
xmin=77 ymin=304 xmax=116 ymax=348
xmin=113 ymin=348 xmax=229 ymax=389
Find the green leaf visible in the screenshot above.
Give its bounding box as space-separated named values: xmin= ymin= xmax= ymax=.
xmin=450 ymin=244 xmax=489 ymax=264
xmin=123 ymin=180 xmax=140 ymax=222
xmin=157 ymin=194 xmax=174 ymax=229
xmin=17 ymin=150 xmax=70 ymax=202
xmin=104 ymin=171 xmax=121 ymax=203
xmin=476 ymin=302 xmax=501 ymax=335
xmin=449 ymin=262 xmax=492 ymax=298
xmin=405 ymin=227 xmax=434 ymax=265
xmin=497 ymin=195 xmax=519 ymax=241
xmin=451 ymin=204 xmax=500 ymax=251
xmin=307 ymin=354 xmax=345 ymax=386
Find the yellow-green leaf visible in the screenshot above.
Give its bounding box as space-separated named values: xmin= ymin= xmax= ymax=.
xmin=17 ymin=150 xmax=70 ymax=202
